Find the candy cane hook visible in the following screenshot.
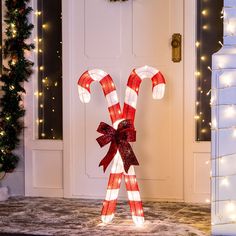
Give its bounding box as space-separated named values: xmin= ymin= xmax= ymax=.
xmin=78 ymin=69 xmax=123 ymax=124
xmin=124 ymin=65 xmax=166 ymax=121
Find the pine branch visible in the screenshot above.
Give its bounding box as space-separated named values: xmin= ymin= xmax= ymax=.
xmin=0 ymin=0 xmax=34 ymax=173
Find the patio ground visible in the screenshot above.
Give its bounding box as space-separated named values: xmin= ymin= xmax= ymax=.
xmin=0 ymin=197 xmax=210 ymax=236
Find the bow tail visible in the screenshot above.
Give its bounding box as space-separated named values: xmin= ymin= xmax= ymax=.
xmin=119 ymin=142 xmax=139 ymax=173
xmin=99 ymin=141 xmax=118 ymax=173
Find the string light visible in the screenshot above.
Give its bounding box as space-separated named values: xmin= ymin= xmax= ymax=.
xmin=34 ymin=3 xmax=62 ymax=139
xmin=202 ymin=9 xmax=208 ymax=16
xmin=34 ymin=11 xmax=41 ymax=16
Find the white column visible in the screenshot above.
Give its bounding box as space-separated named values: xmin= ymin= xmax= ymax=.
xmin=212 ymin=0 xmax=236 ymax=235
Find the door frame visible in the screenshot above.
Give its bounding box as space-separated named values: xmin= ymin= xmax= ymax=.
xmin=62 ymin=0 xmax=185 ymax=200
xmin=24 ymin=0 xmax=63 ymax=197
xmin=23 ymin=0 xmax=211 ymax=201
xmin=184 ymin=0 xmax=211 ymax=203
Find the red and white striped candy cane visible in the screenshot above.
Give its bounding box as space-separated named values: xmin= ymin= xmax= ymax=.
xmin=78 ymin=69 xmax=124 ymax=224
xmin=122 ymin=65 xmax=166 ymax=225
xmin=98 ymin=66 xmax=166 ymax=225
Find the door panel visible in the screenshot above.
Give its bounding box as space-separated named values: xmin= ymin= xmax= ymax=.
xmin=63 ymin=0 xmax=183 ymax=200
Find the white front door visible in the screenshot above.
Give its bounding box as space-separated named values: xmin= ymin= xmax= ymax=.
xmin=63 ymin=0 xmax=184 ymax=200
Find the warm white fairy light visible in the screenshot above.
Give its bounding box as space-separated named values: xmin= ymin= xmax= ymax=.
xmin=221 ymin=177 xmax=230 ymax=187
xmin=226 ymin=202 xmax=236 ymax=213
xmin=34 ymin=6 xmax=63 ymax=140
xmin=225 ymin=105 xmax=236 ymax=118
xmin=34 ymin=11 xmax=41 ymax=16
xmin=202 ymin=9 xmax=208 ymax=16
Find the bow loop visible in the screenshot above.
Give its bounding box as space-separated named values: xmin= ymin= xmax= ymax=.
xmin=97 ymin=119 xmax=139 ymax=173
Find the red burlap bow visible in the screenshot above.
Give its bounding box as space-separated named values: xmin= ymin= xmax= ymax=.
xmin=96 ymin=119 xmax=139 ymax=173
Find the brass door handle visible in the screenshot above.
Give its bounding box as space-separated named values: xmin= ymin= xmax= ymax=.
xmin=171 ymin=33 xmax=182 ymax=62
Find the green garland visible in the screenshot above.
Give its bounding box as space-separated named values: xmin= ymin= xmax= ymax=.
xmin=0 ymin=0 xmax=34 ymax=174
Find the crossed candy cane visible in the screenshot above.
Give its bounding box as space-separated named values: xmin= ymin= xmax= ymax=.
xmin=78 ymin=66 xmax=165 ymax=225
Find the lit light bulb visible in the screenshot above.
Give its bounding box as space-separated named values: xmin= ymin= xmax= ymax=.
xmin=202 ymin=10 xmax=207 ymax=16
xmin=230 ymin=214 xmax=236 ymax=221
xmin=221 ymin=177 xmax=229 ymax=186
xmin=233 ymin=128 xmax=236 ymax=138
xmin=226 ymin=202 xmax=236 ymax=213
xmin=201 ymin=129 xmax=207 ymax=134
xmin=211 ymin=119 xmax=217 ymax=129
xmin=9 ymin=85 xmax=15 ymax=90
xmin=194 ymin=115 xmax=200 ymax=120
xmin=207 ymin=66 xmax=212 ymax=72
xmin=222 ymin=75 xmax=232 ymax=87
xmin=195 ymin=71 xmax=201 ymax=77
xmin=227 ymin=22 xmax=235 ymax=35
xmin=11 ymin=60 xmax=16 ymax=65
xmin=225 ymin=106 xmax=235 ymax=118
xmin=35 ymin=11 xmax=42 ymax=16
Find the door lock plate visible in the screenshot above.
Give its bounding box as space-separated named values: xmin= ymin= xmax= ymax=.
xmin=171 ymin=33 xmax=182 ymax=63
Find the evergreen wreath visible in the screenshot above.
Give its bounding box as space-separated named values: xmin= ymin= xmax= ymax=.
xmin=0 ymin=0 xmax=34 ymax=177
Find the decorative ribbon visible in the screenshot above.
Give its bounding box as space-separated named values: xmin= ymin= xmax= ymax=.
xmin=96 ymin=119 xmax=139 ymax=173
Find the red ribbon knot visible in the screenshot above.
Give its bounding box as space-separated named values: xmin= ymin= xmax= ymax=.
xmin=96 ymin=119 xmax=139 ymax=173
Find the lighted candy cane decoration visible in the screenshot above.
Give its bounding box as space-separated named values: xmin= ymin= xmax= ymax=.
xmin=77 ymin=66 xmax=166 ymax=225
xmin=101 ymin=66 xmax=166 ymax=225
xmin=78 ymin=69 xmax=125 ymax=224
xmin=122 ymin=65 xmax=166 ymax=225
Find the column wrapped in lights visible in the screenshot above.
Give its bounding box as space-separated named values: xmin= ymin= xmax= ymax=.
xmin=211 ymin=0 xmax=236 ymax=235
